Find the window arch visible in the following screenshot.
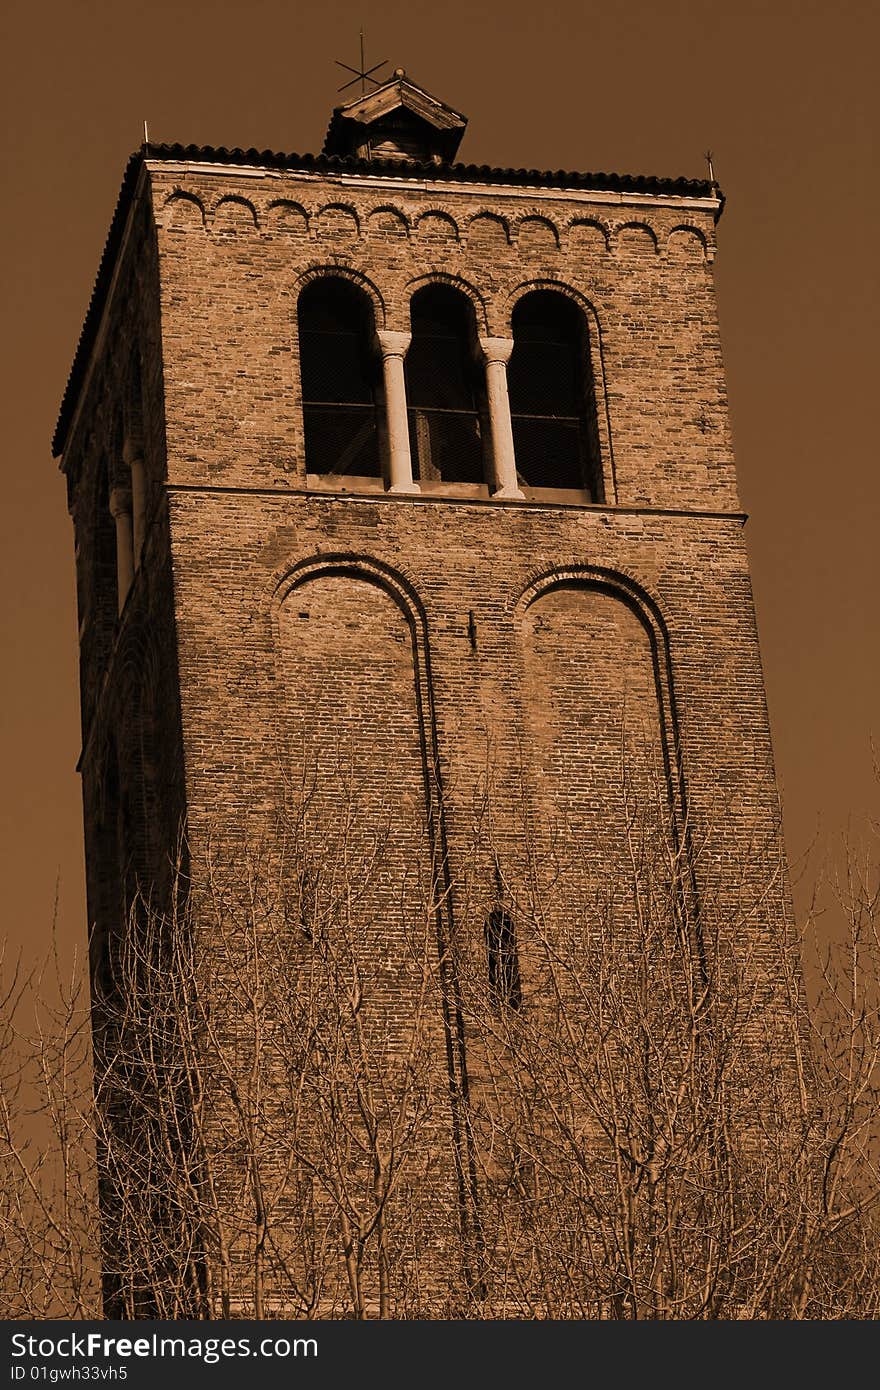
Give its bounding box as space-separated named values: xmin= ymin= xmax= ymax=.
xmin=297 ymin=277 xmax=382 ymax=478
xmin=405 ymin=284 xmax=486 ymax=486
xmin=507 ymin=290 xmax=603 ymax=498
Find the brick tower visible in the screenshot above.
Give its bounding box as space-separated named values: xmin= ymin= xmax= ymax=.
xmin=55 ymin=72 xmax=794 ymax=1316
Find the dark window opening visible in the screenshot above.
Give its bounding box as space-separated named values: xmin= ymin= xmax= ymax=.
xmin=486 ymin=907 xmax=522 ymax=1010
xmin=508 ymin=290 xmax=603 ymax=498
xmin=298 ymin=277 xmax=381 ymax=478
xmin=93 ymin=738 xmax=125 ymax=1001
xmin=122 ymin=708 xmax=151 ymax=911
xmin=509 ymin=1142 xmax=536 ymax=1203
xmin=80 ymin=457 xmax=119 ymax=734
xmin=126 ymin=347 xmax=145 ymax=452
xmin=406 ymin=285 xmax=486 ymax=485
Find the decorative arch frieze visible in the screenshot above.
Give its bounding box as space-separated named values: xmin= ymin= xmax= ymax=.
xmin=210 ymin=195 xmax=259 ymax=233
xmin=666 ymin=224 xmax=710 ymax=262
xmin=160 ymin=190 xmax=206 ymax=231
xmin=466 ymin=211 xmax=511 ymax=247
xmin=614 ymin=221 xmax=659 ymax=255
xmin=566 ymin=217 xmax=611 ymax=253
xmin=265 ymin=200 xmax=309 ymax=235
xmin=515 ymin=215 xmax=560 ymax=252
xmin=313 ymin=203 xmax=360 ymax=240
xmin=365 ymin=205 xmax=411 ymax=238
xmin=414 ymin=209 xmax=461 ymax=243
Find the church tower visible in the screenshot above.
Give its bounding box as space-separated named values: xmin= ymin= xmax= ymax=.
xmin=55 ymin=72 xmax=794 ymax=1316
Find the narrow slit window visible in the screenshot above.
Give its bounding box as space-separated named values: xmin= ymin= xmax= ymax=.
xmin=405 ymin=284 xmax=486 ymax=485
xmin=85 ymin=456 xmax=118 ymax=707
xmin=298 ymin=278 xmax=382 ymax=478
xmin=486 ymin=907 xmax=522 ymax=1009
xmin=507 ymin=290 xmax=603 ymax=498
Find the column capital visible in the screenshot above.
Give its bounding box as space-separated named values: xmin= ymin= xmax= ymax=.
xmin=479 ymin=336 xmax=515 ymax=366
xmin=109 ymin=486 xmax=132 ymax=519
xmin=375 ymin=329 xmax=412 ymax=359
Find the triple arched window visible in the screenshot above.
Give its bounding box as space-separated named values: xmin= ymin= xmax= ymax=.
xmin=297 ymin=277 xmax=603 ymax=500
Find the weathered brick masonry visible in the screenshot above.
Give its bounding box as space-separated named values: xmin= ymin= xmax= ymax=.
xmin=55 ymin=74 xmax=793 ymax=1313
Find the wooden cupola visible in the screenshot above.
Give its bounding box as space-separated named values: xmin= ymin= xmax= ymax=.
xmin=322 ymin=69 xmax=467 ymax=165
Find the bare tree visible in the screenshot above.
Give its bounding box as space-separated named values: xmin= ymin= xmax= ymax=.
xmin=0 ymin=930 xmax=100 ymax=1317
xmin=90 ymin=777 xmax=463 ymax=1319
xmin=454 ymin=764 xmax=880 ymax=1318
xmin=2 ymin=764 xmax=877 ymax=1318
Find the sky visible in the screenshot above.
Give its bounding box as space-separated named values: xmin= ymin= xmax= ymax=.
xmin=1 ymin=0 xmax=877 ymax=959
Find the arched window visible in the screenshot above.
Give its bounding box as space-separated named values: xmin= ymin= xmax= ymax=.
xmin=84 ymin=456 xmax=119 ymax=708
xmin=93 ymin=735 xmax=124 ymax=999
xmin=486 ymin=906 xmax=522 ymax=1010
xmin=507 ymin=291 xmax=602 ymax=498
xmin=298 ymin=278 xmax=382 ymax=478
xmin=405 ymin=285 xmax=486 ymax=486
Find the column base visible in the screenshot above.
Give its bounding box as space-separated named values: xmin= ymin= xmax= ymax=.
xmin=492 ymin=485 xmax=526 ymax=501
xmin=387 ymin=481 xmax=422 ymax=495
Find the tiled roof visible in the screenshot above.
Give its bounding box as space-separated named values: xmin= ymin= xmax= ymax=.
xmin=52 ymin=143 xmax=721 ymax=458
xmin=143 ymin=139 xmax=718 ymax=197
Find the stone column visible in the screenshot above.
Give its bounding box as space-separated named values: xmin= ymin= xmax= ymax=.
xmin=109 ymin=486 xmax=134 ymax=615
xmin=124 ymin=439 xmax=146 ymax=568
xmin=479 ymin=336 xmax=524 ymax=499
xmin=376 ymin=330 xmax=420 ymax=494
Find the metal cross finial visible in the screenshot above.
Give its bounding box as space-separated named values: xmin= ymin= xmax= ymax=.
xmin=335 ymin=29 xmax=388 ymax=94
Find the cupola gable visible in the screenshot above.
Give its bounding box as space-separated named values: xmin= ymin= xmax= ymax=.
xmin=322 ymin=69 xmax=467 ymax=165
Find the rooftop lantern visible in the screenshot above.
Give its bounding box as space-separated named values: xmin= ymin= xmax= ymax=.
xmin=323 ymin=69 xmax=468 ymax=165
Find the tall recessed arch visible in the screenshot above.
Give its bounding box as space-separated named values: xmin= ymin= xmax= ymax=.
xmin=517 ymin=567 xmax=692 ymax=933
xmin=273 ymin=555 xmax=478 ymax=1293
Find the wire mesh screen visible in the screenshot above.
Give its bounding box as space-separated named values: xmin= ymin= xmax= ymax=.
xmin=406 ymin=409 xmax=485 ymax=484
xmin=298 ymin=278 xmax=381 ymax=478
xmin=507 ymin=291 xmax=601 ymax=497
xmin=406 ymin=285 xmax=485 ymax=485
xmin=510 ymin=416 xmax=589 ymax=492
xmin=302 ymin=404 xmax=380 ymax=478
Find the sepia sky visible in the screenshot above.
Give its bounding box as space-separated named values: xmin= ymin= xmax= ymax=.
xmin=1 ymin=0 xmax=877 ymax=958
